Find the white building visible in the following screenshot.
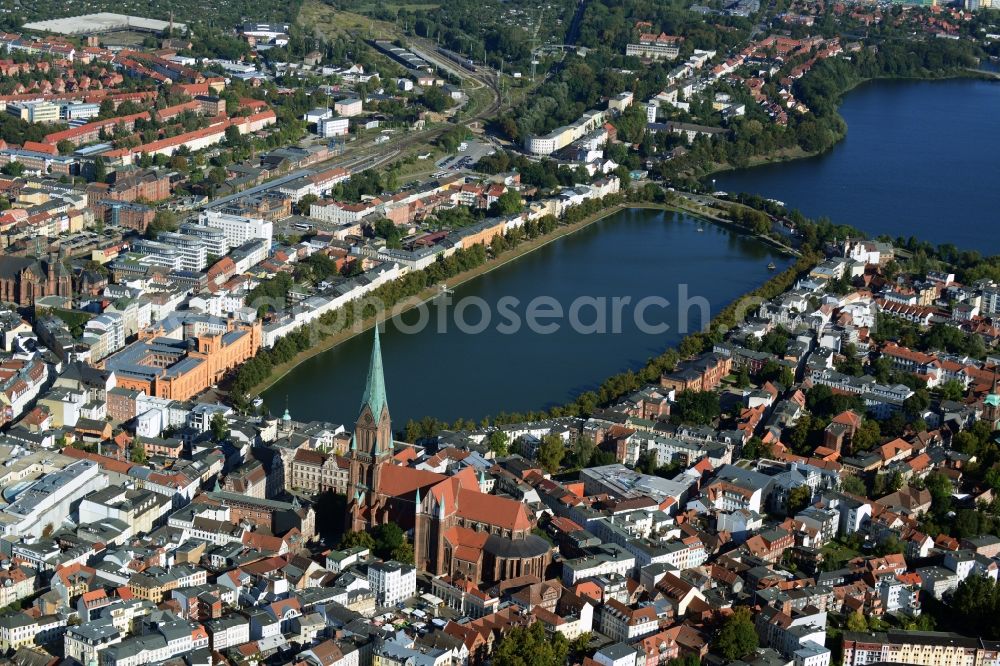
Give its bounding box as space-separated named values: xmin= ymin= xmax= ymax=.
xmin=206 ymin=615 xmax=250 ymax=651
xmin=156 ymin=231 xmax=209 ymax=272
xmin=594 ymin=643 xmax=643 ymax=666
xmin=64 ymin=620 xmax=123 ymax=665
xmin=303 ymin=107 xmax=333 ymax=124
xmin=197 ymin=211 xmax=273 ymax=252
xmin=318 ymin=117 xmax=350 ymax=138
xmin=0 ymin=460 xmax=104 ymax=539
xmin=83 ymin=312 xmax=126 ymax=362
xmin=367 ymin=561 xmax=416 ymax=607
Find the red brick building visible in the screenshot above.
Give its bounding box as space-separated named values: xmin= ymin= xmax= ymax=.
xmin=660 ymin=353 xmax=732 ymax=392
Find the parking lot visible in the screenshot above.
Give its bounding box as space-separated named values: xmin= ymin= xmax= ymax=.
xmin=434 ymin=139 xmax=495 ymax=174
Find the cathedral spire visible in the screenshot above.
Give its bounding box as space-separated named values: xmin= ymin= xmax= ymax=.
xmin=361 ymin=326 xmax=388 ymax=421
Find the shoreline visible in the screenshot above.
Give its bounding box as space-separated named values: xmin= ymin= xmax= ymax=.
xmin=701 ymin=71 xmax=991 ymax=180
xmin=250 ymin=202 xmax=666 ymax=397
xmin=250 ymin=200 xmax=794 ymax=399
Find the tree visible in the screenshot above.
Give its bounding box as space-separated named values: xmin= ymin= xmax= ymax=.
xmin=787 ymin=413 xmax=813 ymax=454
xmin=491 ymin=190 xmax=523 ymax=217
xmin=493 ymin=621 xmax=568 ymax=666
xmin=224 ymin=124 xmax=244 ymax=147
xmin=210 ymin=413 xmax=230 ymax=442
xmin=713 ymin=607 xmax=758 ymax=660
xmin=846 ymin=611 xmax=869 ymax=632
xmin=572 ymin=436 xmax=596 ymax=469
xmin=130 ymin=442 xmax=147 ymax=464
xmin=207 ymin=166 xmax=227 ymax=188
xmin=339 ymin=530 xmax=376 ymax=550
xmin=298 ymin=193 xmax=319 ymax=214
xmin=373 ymin=523 xmax=413 ymax=563
xmin=91 ymin=155 xmax=107 ymax=183
xmin=613 ymin=103 xmax=648 ymax=144
xmin=875 ymin=534 xmax=903 ymax=557
xmin=487 ymin=430 xmax=509 ymax=456
xmin=925 ymin=471 xmax=954 ymax=516
xmin=951 ymin=575 xmax=1000 ymax=639
xmin=372 ymin=218 xmax=404 ymax=249
xmin=420 ymin=86 xmax=452 ymax=113
xmin=734 ymin=366 xmax=751 ymax=388
xmin=537 ymin=434 xmax=565 ymax=474
xmin=938 ymin=379 xmax=966 ymax=401
xmin=2 ymin=161 xmax=24 ymax=177
xmin=787 ymin=484 xmax=812 ymax=515
xmin=147 ymin=209 xmax=179 ymax=238
xmin=851 ymin=419 xmax=881 ymax=453
xmin=671 ymin=390 xmax=721 ymax=425
xmin=99 ymin=98 xmax=115 ymax=118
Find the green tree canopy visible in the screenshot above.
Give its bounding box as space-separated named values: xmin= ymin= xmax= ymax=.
xmin=488 ymin=430 xmax=509 ymax=456
xmin=713 ymin=607 xmax=759 ymax=661
xmin=373 ymin=523 xmax=413 ymax=563
xmin=537 ymin=434 xmax=565 ymax=474
xmin=493 ymin=621 xmax=568 ymax=666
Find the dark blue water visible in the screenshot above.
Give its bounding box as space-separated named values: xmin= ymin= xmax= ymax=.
xmin=264 ymin=208 xmax=792 ymax=426
xmin=715 ymin=79 xmax=1000 ymax=252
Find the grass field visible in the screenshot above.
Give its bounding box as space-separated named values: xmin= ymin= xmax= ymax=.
xmin=821 ymin=538 xmax=862 ymax=568
xmin=298 ymin=0 xmax=400 ymax=39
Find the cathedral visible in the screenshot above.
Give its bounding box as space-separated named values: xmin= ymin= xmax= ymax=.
xmin=0 ymin=253 xmax=73 ymax=306
xmin=346 ymin=328 xmax=551 ymax=586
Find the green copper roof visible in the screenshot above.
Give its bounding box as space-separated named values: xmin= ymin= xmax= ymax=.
xmin=361 ymin=326 xmax=389 ymax=421
xmin=986 ymin=394 xmax=1000 ymax=407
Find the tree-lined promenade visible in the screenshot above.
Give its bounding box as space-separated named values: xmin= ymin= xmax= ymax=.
xmin=229 ymin=183 xmax=825 ymax=434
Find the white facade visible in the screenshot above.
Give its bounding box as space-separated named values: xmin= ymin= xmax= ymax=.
xmin=318 ymin=117 xmax=350 ymax=138
xmin=367 ymin=561 xmax=416 ymax=607
xmin=0 ymin=460 xmax=104 ymax=538
xmin=197 ymin=211 xmax=273 ymax=252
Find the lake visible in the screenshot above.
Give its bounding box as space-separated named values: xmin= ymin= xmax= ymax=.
xmin=714 ymin=78 xmax=1000 ymax=253
xmin=264 ymin=208 xmax=792 ymax=427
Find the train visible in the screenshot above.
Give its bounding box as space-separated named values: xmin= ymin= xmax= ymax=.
xmin=436 ymin=47 xmax=477 ymax=73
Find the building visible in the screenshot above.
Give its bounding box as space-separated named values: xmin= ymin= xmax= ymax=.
xmin=367 ymin=561 xmax=416 ymax=607
xmin=334 ymin=98 xmax=363 ymax=117
xmin=0 ymin=460 xmax=104 ymax=538
xmin=197 ymin=210 xmax=273 ymax=252
xmin=626 ymin=33 xmax=684 ymax=60
xmin=842 ymin=630 xmax=1000 ymax=666
xmin=660 ymin=353 xmax=732 ymax=393
xmin=597 ymin=599 xmax=658 ymax=641
xmin=103 ymin=319 xmax=262 ymax=401
xmin=0 ymin=253 xmax=73 ymax=306
xmin=0 ymin=613 xmax=65 ymax=653
xmin=346 ymin=330 xmax=551 ymax=586
xmin=155 ymin=231 xmax=210 ymax=272
xmin=7 ymin=101 xmax=61 ymax=123
xmin=64 ymin=620 xmax=123 ymax=664
xmin=318 ymin=117 xmax=350 ymax=138
xmin=524 ymin=110 xmax=606 ymax=156
xmin=608 ymin=92 xmax=635 ymax=112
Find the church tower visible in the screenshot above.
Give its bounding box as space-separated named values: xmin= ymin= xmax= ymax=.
xmin=985 ymin=369 xmax=1000 ymax=429
xmin=347 ymin=327 xmax=393 ymax=529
